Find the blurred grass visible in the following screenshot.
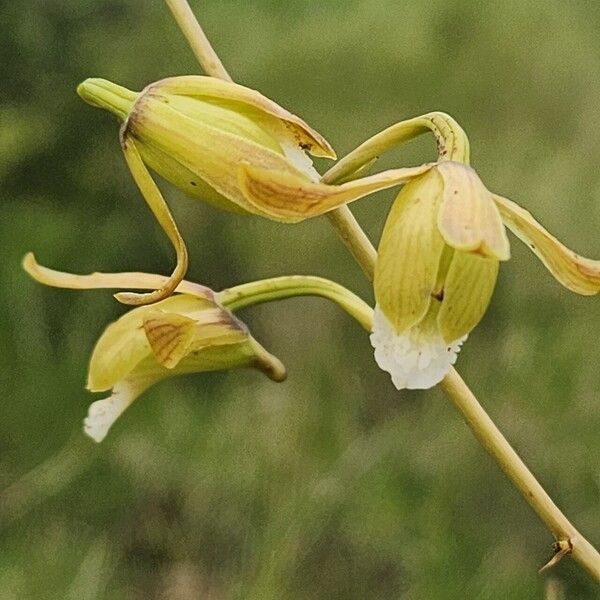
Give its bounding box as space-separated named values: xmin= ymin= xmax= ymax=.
xmin=1 ymin=0 xmax=599 ymax=597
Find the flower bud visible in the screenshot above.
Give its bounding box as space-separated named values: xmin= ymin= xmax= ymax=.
xmin=23 ymin=254 xmax=376 ymax=443
xmin=76 ymin=75 xmax=341 ymax=305
xmin=78 ymin=76 xmax=336 ymax=214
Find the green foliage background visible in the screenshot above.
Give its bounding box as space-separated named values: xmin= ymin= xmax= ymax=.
xmin=1 ymin=1 xmax=599 ymax=598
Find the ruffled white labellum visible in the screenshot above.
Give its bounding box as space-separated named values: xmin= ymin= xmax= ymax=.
xmin=84 ymin=378 xmax=153 ymax=443
xmin=370 ymin=305 xmax=466 ymax=391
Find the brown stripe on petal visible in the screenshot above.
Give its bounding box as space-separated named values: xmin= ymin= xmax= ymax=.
xmin=239 ymin=163 xmax=432 ymax=223
xmin=143 ymin=311 xmax=196 ymax=369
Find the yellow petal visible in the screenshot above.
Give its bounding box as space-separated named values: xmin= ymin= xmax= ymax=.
xmin=143 ymin=308 xmax=247 ymax=369
xmin=87 ymin=311 xmax=151 ymax=393
xmin=87 ymin=295 xmax=214 ymax=392
xmin=137 ymin=139 xmax=249 ymax=214
xmin=22 ymin=253 xmax=213 ymax=299
xmin=374 ymin=169 xmax=446 ymax=333
xmin=238 ymin=163 xmax=434 ymax=223
xmin=436 ymin=162 xmax=510 ymax=261
xmin=143 ymin=311 xmax=196 ymax=369
xmin=170 ymin=337 xmax=287 ymax=383
xmin=149 ymin=76 xmax=336 ymax=159
xmin=115 ymin=138 xmax=188 ymax=306
xmin=493 ymin=194 xmax=600 ymax=295
xmin=437 ymin=251 xmax=499 ymax=343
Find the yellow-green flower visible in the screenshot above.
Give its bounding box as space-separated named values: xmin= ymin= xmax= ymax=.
xmin=23 ymin=253 xmax=373 ymax=441
xmin=371 ymin=162 xmax=505 ymax=389
xmin=76 ymin=76 xmax=432 ymax=305
xmin=244 ymin=113 xmax=600 ymax=389
xmin=370 ymin=161 xmax=600 ymax=389
xmin=23 ymin=253 xmax=285 ymax=442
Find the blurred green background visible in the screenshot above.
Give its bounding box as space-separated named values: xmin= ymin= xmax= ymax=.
xmin=1 ymin=0 xmax=599 ymax=598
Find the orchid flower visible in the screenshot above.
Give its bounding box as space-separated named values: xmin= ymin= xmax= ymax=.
xmin=23 ymin=253 xmax=372 ymax=440
xmin=241 ymin=112 xmax=600 ymax=389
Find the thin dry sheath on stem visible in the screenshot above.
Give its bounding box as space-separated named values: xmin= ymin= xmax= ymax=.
xmin=164 ymin=0 xmax=600 ymax=583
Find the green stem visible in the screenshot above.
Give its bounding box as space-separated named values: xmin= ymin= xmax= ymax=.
xmin=440 ymin=370 xmax=600 ymax=581
xmin=218 ymin=276 xmax=373 ymax=332
xmin=325 ymin=208 xmax=378 ymax=281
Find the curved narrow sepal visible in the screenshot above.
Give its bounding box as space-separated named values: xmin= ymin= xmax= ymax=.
xmin=116 ymin=136 xmax=188 ymax=306
xmin=149 ymin=76 xmax=336 ymax=159
xmin=436 ymin=162 xmax=510 ymax=261
xmin=437 ymin=251 xmax=499 ymax=343
xmin=143 ymin=311 xmax=196 ymax=369
xmin=238 ymin=163 xmax=433 ymax=222
xmin=374 ymin=169 xmax=446 ymax=334
xmin=493 ymin=194 xmax=600 ymax=295
xmin=22 ymin=253 xmax=213 ymax=299
xmin=322 ymin=112 xmax=469 ymax=186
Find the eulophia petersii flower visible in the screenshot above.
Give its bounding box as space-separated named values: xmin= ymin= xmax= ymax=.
xmin=371 ymin=162 xmax=507 ymax=389
xmin=241 ymin=114 xmax=600 ymax=389
xmin=372 ymin=167 xmax=600 ymax=390
xmin=23 ymin=253 xmax=286 ymax=442
xmin=23 ymin=253 xmax=373 ymax=441
xmin=76 ymin=76 xmax=430 ymax=306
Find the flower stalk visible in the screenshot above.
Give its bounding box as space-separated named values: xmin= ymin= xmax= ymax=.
xmin=165 ymin=0 xmax=600 ymax=582
xmin=218 ymin=276 xmax=373 ymax=332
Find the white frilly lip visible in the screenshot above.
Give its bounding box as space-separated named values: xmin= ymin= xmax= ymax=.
xmin=83 ymin=379 xmax=149 ymax=443
xmin=370 ymin=305 xmax=466 ymax=391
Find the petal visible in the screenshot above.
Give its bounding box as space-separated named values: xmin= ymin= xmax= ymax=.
xmin=87 ymin=295 xmax=215 ymax=392
xmin=374 ymin=169 xmax=446 ymax=333
xmin=493 ymin=194 xmax=600 ymax=295
xmin=143 ymin=311 xmax=196 ymax=369
xmin=370 ymin=305 xmax=466 ymax=390
xmin=136 ymin=139 xmax=250 ymax=214
xmin=84 ymin=377 xmax=156 ymax=443
xmin=142 ymin=307 xmax=246 ymax=368
xmin=175 ymin=337 xmax=287 ymax=382
xmin=22 ymin=253 xmax=214 ymax=299
xmin=115 ymin=138 xmax=188 ymax=306
xmin=437 ymin=251 xmax=499 ymax=343
xmin=436 ymin=162 xmax=510 ymax=261
xmin=238 ymin=163 xmax=434 ymax=222
xmin=149 ymin=76 xmax=336 ymax=159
